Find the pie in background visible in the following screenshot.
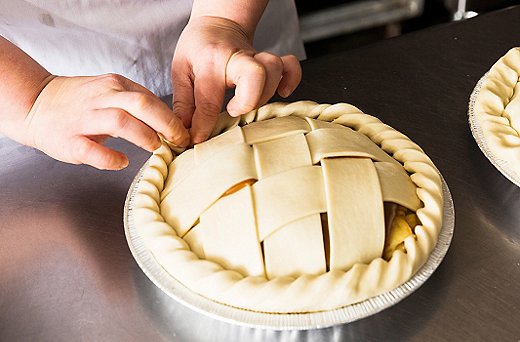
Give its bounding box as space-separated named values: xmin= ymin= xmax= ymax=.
xmin=472 ymin=47 xmax=520 ymax=179
xmin=133 ymin=101 xmax=443 ymax=313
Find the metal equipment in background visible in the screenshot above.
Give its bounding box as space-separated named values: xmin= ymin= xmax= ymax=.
xmin=297 ymin=0 xmax=425 ymax=43
xmin=297 ymin=0 xmax=518 ymax=44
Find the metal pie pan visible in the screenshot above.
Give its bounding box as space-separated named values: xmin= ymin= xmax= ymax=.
xmin=124 ymin=160 xmax=455 ymax=330
xmin=468 ymin=72 xmax=520 ymax=187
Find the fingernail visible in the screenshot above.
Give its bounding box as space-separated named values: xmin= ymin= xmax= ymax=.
xmin=119 ymin=158 xmax=129 ymax=169
xmin=279 ymin=86 xmax=290 ymax=98
xmin=227 ymin=105 xmax=240 ymax=117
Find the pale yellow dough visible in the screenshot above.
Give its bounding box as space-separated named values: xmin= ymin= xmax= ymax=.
xmin=133 ymin=101 xmax=443 ymax=313
xmin=473 ymin=47 xmax=520 ymax=177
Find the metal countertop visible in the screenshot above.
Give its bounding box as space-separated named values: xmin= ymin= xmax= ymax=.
xmin=1 ymin=6 xmax=520 ymax=341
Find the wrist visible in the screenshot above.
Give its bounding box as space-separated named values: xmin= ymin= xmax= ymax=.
xmin=2 ymin=73 xmax=58 ymax=147
xmin=190 ymin=0 xmax=268 ymax=39
xmin=0 ymin=35 xmax=57 ymax=144
xmin=186 ymin=16 xmax=252 ymax=44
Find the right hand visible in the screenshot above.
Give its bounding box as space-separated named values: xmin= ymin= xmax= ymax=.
xmin=171 ymin=16 xmax=302 ymax=145
xmin=22 ymin=74 xmax=190 ymax=170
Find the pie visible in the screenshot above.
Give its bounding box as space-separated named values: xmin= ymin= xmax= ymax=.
xmin=133 ymin=101 xmax=443 ymax=313
xmin=472 ymin=47 xmax=520 ymax=178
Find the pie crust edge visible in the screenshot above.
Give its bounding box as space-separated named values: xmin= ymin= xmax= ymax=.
xmin=132 ymin=101 xmax=444 ymax=313
xmin=473 ymin=47 xmax=520 ymax=177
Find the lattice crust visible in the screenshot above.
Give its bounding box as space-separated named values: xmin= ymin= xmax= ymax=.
xmin=133 ymin=101 xmax=443 ymax=313
xmin=473 ymin=47 xmax=520 ymax=175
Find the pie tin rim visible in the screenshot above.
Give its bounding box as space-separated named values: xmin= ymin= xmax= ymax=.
xmin=124 ymin=160 xmax=455 ymax=330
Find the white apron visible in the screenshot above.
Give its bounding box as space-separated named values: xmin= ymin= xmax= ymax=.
xmin=0 ymin=0 xmax=305 ymax=97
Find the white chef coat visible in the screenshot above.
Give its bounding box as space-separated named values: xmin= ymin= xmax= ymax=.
xmin=0 ymin=1 xmax=305 ymax=97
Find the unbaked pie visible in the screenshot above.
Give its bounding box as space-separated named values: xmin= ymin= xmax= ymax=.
xmin=133 ymin=101 xmax=443 ymax=313
xmin=472 ymin=47 xmax=520 ymax=179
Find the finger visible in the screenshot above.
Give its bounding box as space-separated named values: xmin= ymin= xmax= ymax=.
xmin=225 ymin=51 xmax=266 ymax=117
xmin=253 ymin=52 xmax=284 ymax=106
xmin=99 ymin=91 xmax=190 ymax=148
xmin=276 ymin=55 xmax=302 ymax=98
xmin=190 ymin=68 xmax=226 ymax=144
xmin=84 ymin=108 xmax=161 ymax=152
xmin=71 ymin=136 xmax=129 ymax=170
xmin=171 ymin=59 xmax=196 ymax=129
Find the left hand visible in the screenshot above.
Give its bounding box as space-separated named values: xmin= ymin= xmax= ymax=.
xmin=171 ymin=16 xmax=302 ymax=144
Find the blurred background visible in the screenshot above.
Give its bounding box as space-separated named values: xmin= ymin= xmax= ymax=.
xmin=295 ymin=0 xmax=519 ymax=58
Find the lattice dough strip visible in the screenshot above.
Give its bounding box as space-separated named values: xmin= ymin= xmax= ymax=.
xmin=253 ymin=165 xmax=327 ymax=241
xmin=322 ymin=158 xmax=385 ymax=271
xmin=375 ymin=162 xmax=421 ymax=211
xmin=253 ymin=133 xmax=313 ymax=180
xmin=304 ymin=116 xmax=345 ymax=131
xmin=242 ymin=115 xmax=311 ymax=145
xmin=195 ymin=185 xmax=265 ymax=277
xmin=306 ymin=127 xmax=398 ymax=165
xmin=161 ymin=143 xmax=257 ymax=236
xmin=194 ymin=126 xmax=245 ymax=163
xmin=263 ymin=214 xmax=326 ymax=279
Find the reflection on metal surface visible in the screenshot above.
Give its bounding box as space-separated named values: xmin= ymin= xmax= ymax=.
xmin=124 ymin=161 xmax=455 ymax=331
xmin=299 ymin=0 xmax=424 ymax=43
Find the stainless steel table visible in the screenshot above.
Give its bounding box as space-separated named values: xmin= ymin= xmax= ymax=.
xmin=1 ymin=6 xmax=520 ymax=341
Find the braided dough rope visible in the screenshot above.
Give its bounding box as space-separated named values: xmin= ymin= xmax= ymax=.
xmin=473 ymin=47 xmax=520 ymax=177
xmin=133 ymin=101 xmax=443 ymax=313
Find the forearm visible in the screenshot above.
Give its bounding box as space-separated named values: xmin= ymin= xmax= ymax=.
xmin=0 ymin=36 xmax=54 ymax=142
xmin=190 ymin=0 xmax=269 ymax=39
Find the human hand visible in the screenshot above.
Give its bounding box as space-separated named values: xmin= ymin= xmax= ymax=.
xmin=22 ymin=74 xmax=190 ymax=170
xmin=171 ymin=16 xmax=302 ymax=144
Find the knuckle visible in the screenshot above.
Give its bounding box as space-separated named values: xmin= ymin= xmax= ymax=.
xmin=100 ymin=73 xmax=126 ymax=90
xmin=133 ymin=93 xmax=155 ymax=112
xmin=74 ymin=139 xmax=94 ymax=163
xmin=283 ymin=54 xmax=299 ymax=63
xmin=165 ymin=113 xmax=181 ymax=130
xmin=172 ymin=78 xmax=194 ymax=92
xmin=248 ymin=63 xmax=266 ymax=78
xmin=197 ymin=101 xmax=221 ymax=118
xmin=105 ymin=73 xmax=124 ymax=83
xmin=110 ymin=110 xmax=131 ymax=130
xmin=173 ymin=99 xmax=194 ymax=114
xmin=262 ymin=54 xmax=284 ymax=72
